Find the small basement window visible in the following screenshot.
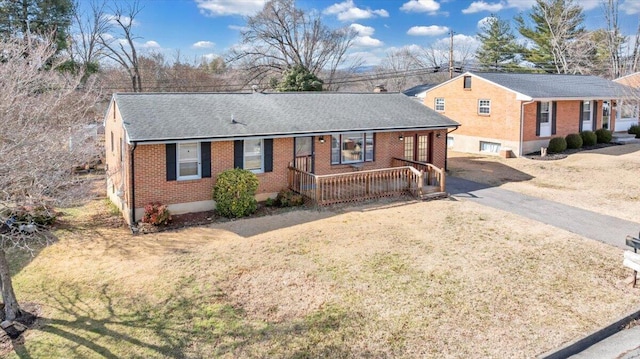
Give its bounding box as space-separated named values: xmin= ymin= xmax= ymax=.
xmin=480 ymin=141 xmax=501 ymax=153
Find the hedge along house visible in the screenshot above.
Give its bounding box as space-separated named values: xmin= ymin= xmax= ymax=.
xmin=422 ymin=72 xmax=634 ymax=156
xmin=104 ymin=92 xmax=459 ymax=225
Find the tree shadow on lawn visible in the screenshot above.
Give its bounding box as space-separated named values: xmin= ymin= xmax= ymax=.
xmin=13 ymin=279 xmax=363 ymax=358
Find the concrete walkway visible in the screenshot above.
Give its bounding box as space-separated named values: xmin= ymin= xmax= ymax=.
xmin=447 ymin=176 xmax=640 ymax=358
xmin=447 ymin=176 xmax=639 ymax=249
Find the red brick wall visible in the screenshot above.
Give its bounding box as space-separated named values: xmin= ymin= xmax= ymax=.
xmin=523 ymin=100 xmax=604 ymax=141
xmin=133 ymin=130 xmax=448 ymax=207
xmin=424 ymin=76 xmax=522 ymax=141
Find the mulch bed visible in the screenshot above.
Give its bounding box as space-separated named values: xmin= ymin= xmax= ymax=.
xmin=525 ymin=143 xmax=621 ymax=161
xmin=137 ymin=202 xmax=311 ymax=234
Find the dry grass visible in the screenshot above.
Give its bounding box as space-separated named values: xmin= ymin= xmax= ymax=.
xmin=7 ymin=184 xmax=640 ymax=358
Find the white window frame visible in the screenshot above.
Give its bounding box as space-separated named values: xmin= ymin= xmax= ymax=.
xmin=435 ymin=98 xmax=445 ymax=112
xmin=244 ymin=139 xmax=264 ymax=174
xmin=540 ymin=102 xmax=551 ymax=123
xmin=331 ymin=132 xmax=375 ymax=165
xmin=478 ymin=99 xmax=491 ymax=115
xmin=177 ymin=142 xmax=201 ymax=180
xmin=583 ymin=101 xmax=592 ymax=123
xmin=480 ymin=141 xmax=501 ymax=153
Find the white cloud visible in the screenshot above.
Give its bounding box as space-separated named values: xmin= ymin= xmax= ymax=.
xmin=323 ymin=0 xmax=389 ymax=21
xmin=504 ymin=0 xmax=535 ymax=10
xmin=407 ymin=25 xmax=449 ymax=36
xmin=350 ymin=23 xmax=375 ymax=36
xmin=622 ymin=0 xmax=640 ymax=14
xmin=228 ymin=25 xmax=250 ymax=32
xmin=104 ymin=14 xmax=138 ymax=27
xmin=348 ymin=51 xmax=383 ymax=66
xmin=434 ymin=34 xmax=480 ymax=51
xmin=350 ymin=23 xmax=383 ymax=47
xmin=192 ymin=41 xmax=215 ymax=49
xmin=462 ymin=1 xmax=503 ymax=14
xmin=195 ymin=0 xmax=267 ymax=16
xmin=141 ymin=41 xmax=160 ymax=49
xmin=477 ymin=16 xmax=493 ymax=29
xmin=200 ymin=53 xmax=222 ymax=62
xmin=400 ymin=0 xmax=440 ymax=14
xmin=579 ymin=0 xmax=601 ymax=11
xmin=354 ymin=36 xmax=384 ymax=47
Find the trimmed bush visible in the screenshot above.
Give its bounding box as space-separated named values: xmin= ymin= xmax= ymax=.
xmin=580 ymin=130 xmax=597 ymax=146
xmin=142 ymin=202 xmax=171 ymax=226
xmin=547 ymin=137 xmax=567 ymax=153
xmin=213 ymin=168 xmax=259 ymax=218
xmin=629 ymin=124 xmax=640 ymax=138
xmin=595 ymin=128 xmax=612 ymax=143
xmin=565 ymin=133 xmax=583 ymax=149
xmin=275 ymin=189 xmax=305 ymax=207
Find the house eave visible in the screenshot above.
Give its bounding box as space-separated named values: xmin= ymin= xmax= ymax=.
xmin=126 ymin=125 xmax=460 ymax=145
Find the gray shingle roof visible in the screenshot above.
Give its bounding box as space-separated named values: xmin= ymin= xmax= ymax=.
xmin=402 ymin=84 xmax=437 ymax=97
xmin=471 ymin=72 xmax=634 ymax=99
xmin=114 ymin=92 xmax=459 ymax=142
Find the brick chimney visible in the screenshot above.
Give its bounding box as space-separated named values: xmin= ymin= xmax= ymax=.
xmin=373 ymin=84 xmax=387 ymax=93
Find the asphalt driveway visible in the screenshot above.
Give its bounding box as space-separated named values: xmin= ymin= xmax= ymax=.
xmin=447 ymin=176 xmax=640 ymax=249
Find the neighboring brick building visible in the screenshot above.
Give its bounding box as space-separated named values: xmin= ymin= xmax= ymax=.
xmin=613 ymin=72 xmax=640 ymax=130
xmin=422 ymin=72 xmax=634 ymax=156
xmin=105 ymin=92 xmax=459 ymax=224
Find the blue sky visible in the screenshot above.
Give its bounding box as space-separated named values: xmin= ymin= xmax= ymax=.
xmin=82 ymin=0 xmax=640 ymax=66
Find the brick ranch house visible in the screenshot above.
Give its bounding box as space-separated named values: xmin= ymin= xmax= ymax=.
xmin=104 ymin=92 xmax=459 ymax=224
xmin=422 ymin=72 xmax=634 ymax=156
xmin=613 ymin=72 xmax=640 ymax=130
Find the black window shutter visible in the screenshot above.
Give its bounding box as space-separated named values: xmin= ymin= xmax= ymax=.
xmin=551 ymin=101 xmax=557 ymax=135
xmin=579 ymin=101 xmax=584 ymax=132
xmin=372 ymin=133 xmax=376 ymax=162
xmin=264 ymin=139 xmax=273 ymax=172
xmin=592 ymin=101 xmax=598 ymax=131
xmin=535 ymin=102 xmax=541 ymax=136
xmin=234 ymin=140 xmax=244 ymax=168
xmin=201 ymin=142 xmax=211 ymax=178
xmin=166 ymin=144 xmax=177 ymax=181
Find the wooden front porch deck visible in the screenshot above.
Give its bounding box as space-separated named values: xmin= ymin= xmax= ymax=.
xmin=288 ymin=158 xmax=446 ymax=205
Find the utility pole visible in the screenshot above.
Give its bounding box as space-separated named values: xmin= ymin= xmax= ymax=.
xmin=449 ymin=30 xmax=454 ymax=79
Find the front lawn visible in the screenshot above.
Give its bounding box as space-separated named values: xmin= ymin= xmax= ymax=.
xmin=6 ymin=195 xmax=639 ymax=358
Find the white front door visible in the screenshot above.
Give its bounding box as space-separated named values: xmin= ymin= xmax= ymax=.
xmin=540 ymin=102 xmax=551 ymax=137
xmin=582 ymin=101 xmax=593 ymax=131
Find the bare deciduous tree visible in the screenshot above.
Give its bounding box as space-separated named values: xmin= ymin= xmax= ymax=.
xmin=69 ymin=0 xmax=110 ymax=77
xmin=0 ymin=35 xmax=99 ymax=325
xmin=227 ymin=0 xmax=357 ymax=90
xmin=98 ymin=0 xmax=142 ymax=92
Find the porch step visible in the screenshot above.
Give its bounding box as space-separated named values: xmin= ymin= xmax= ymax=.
xmin=420 ymin=191 xmax=449 ymax=201
xmin=612 ymin=132 xmax=640 ymax=144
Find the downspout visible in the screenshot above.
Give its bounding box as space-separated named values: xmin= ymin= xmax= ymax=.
xmin=444 ymin=126 xmax=459 ymax=171
xmin=519 ymin=100 xmax=535 ymax=157
xmin=129 ymin=142 xmax=137 ymax=232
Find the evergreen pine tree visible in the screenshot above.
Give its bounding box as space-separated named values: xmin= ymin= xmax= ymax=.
xmin=476 ymin=15 xmax=522 ymax=72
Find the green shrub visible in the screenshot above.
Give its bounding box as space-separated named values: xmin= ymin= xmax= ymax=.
xmin=565 ymin=133 xmax=583 ymax=149
xmin=213 ymin=168 xmax=259 ymax=218
xmin=142 ymin=202 xmax=171 ymax=226
xmin=275 ymin=189 xmax=305 ymax=207
xmin=547 ymin=137 xmax=567 ymax=153
xmin=580 ymin=130 xmax=597 ymax=146
xmin=629 ymin=124 xmax=640 ymax=138
xmin=595 ymin=128 xmax=612 ymax=143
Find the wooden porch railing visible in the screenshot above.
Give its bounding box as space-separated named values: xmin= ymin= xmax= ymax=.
xmin=391 ymin=158 xmax=445 ymax=193
xmin=288 ymin=165 xmax=426 ymax=205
